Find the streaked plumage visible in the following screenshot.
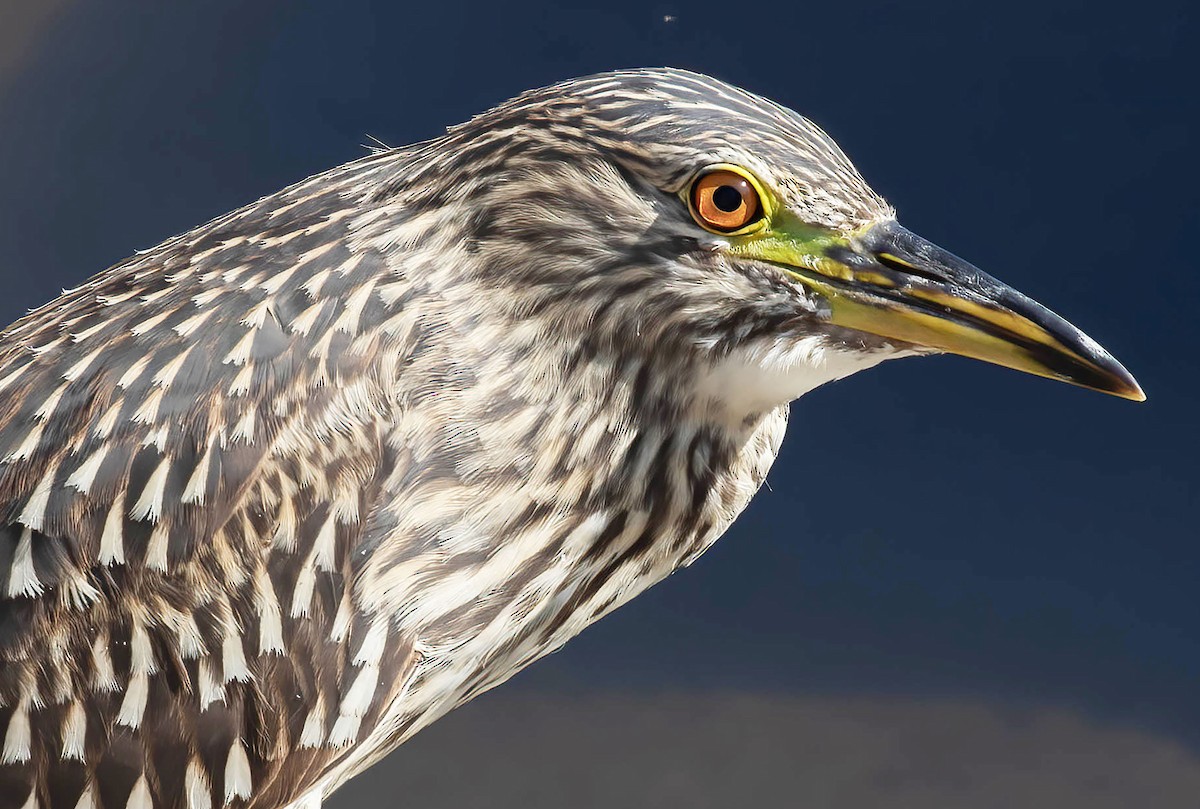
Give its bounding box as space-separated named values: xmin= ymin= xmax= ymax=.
xmin=0 ymin=69 xmax=1140 ymax=809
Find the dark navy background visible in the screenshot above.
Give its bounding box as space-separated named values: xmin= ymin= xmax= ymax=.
xmin=1 ymin=0 xmax=1197 ymax=803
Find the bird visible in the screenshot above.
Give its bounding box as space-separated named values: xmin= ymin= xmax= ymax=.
xmin=0 ymin=68 xmax=1142 ymax=809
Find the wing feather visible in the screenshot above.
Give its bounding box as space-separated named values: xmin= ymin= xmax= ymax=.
xmin=0 ymin=151 xmax=420 ymax=809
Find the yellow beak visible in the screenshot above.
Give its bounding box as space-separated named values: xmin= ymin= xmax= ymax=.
xmin=770 ymin=219 xmax=1144 ymax=401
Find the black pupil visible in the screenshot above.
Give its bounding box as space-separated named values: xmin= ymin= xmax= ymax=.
xmin=712 ymin=184 xmax=743 ymax=213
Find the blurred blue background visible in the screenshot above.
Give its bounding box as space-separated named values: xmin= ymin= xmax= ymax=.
xmin=1 ymin=0 xmax=1197 ymax=804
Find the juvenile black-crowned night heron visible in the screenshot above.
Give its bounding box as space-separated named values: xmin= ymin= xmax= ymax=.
xmin=0 ymin=69 xmax=1142 ymax=809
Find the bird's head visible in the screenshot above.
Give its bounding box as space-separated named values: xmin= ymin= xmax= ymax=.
xmin=411 ymin=69 xmax=1142 ymax=422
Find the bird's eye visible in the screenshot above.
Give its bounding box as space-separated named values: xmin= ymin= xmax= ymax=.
xmin=689 ymin=168 xmax=763 ymax=233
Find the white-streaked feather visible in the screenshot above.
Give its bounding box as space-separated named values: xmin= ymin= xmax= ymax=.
xmin=224 ymin=741 xmax=253 ymax=804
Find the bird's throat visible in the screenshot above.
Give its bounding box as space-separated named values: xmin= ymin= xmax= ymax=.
xmin=693 ymin=334 xmax=901 ymax=426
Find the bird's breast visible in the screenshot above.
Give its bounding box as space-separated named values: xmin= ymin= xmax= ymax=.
xmin=331 ymin=399 xmax=788 ymax=788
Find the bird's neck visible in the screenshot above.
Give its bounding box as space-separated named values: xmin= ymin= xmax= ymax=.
xmin=340 ymin=319 xmax=796 ymax=784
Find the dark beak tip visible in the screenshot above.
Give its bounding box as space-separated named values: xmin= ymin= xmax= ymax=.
xmin=1117 ymin=378 xmax=1148 ymax=403
xmin=1089 ymin=357 xmax=1145 ymax=402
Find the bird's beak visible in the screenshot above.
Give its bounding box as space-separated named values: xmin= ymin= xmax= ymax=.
xmin=750 ymin=218 xmax=1144 ymax=400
